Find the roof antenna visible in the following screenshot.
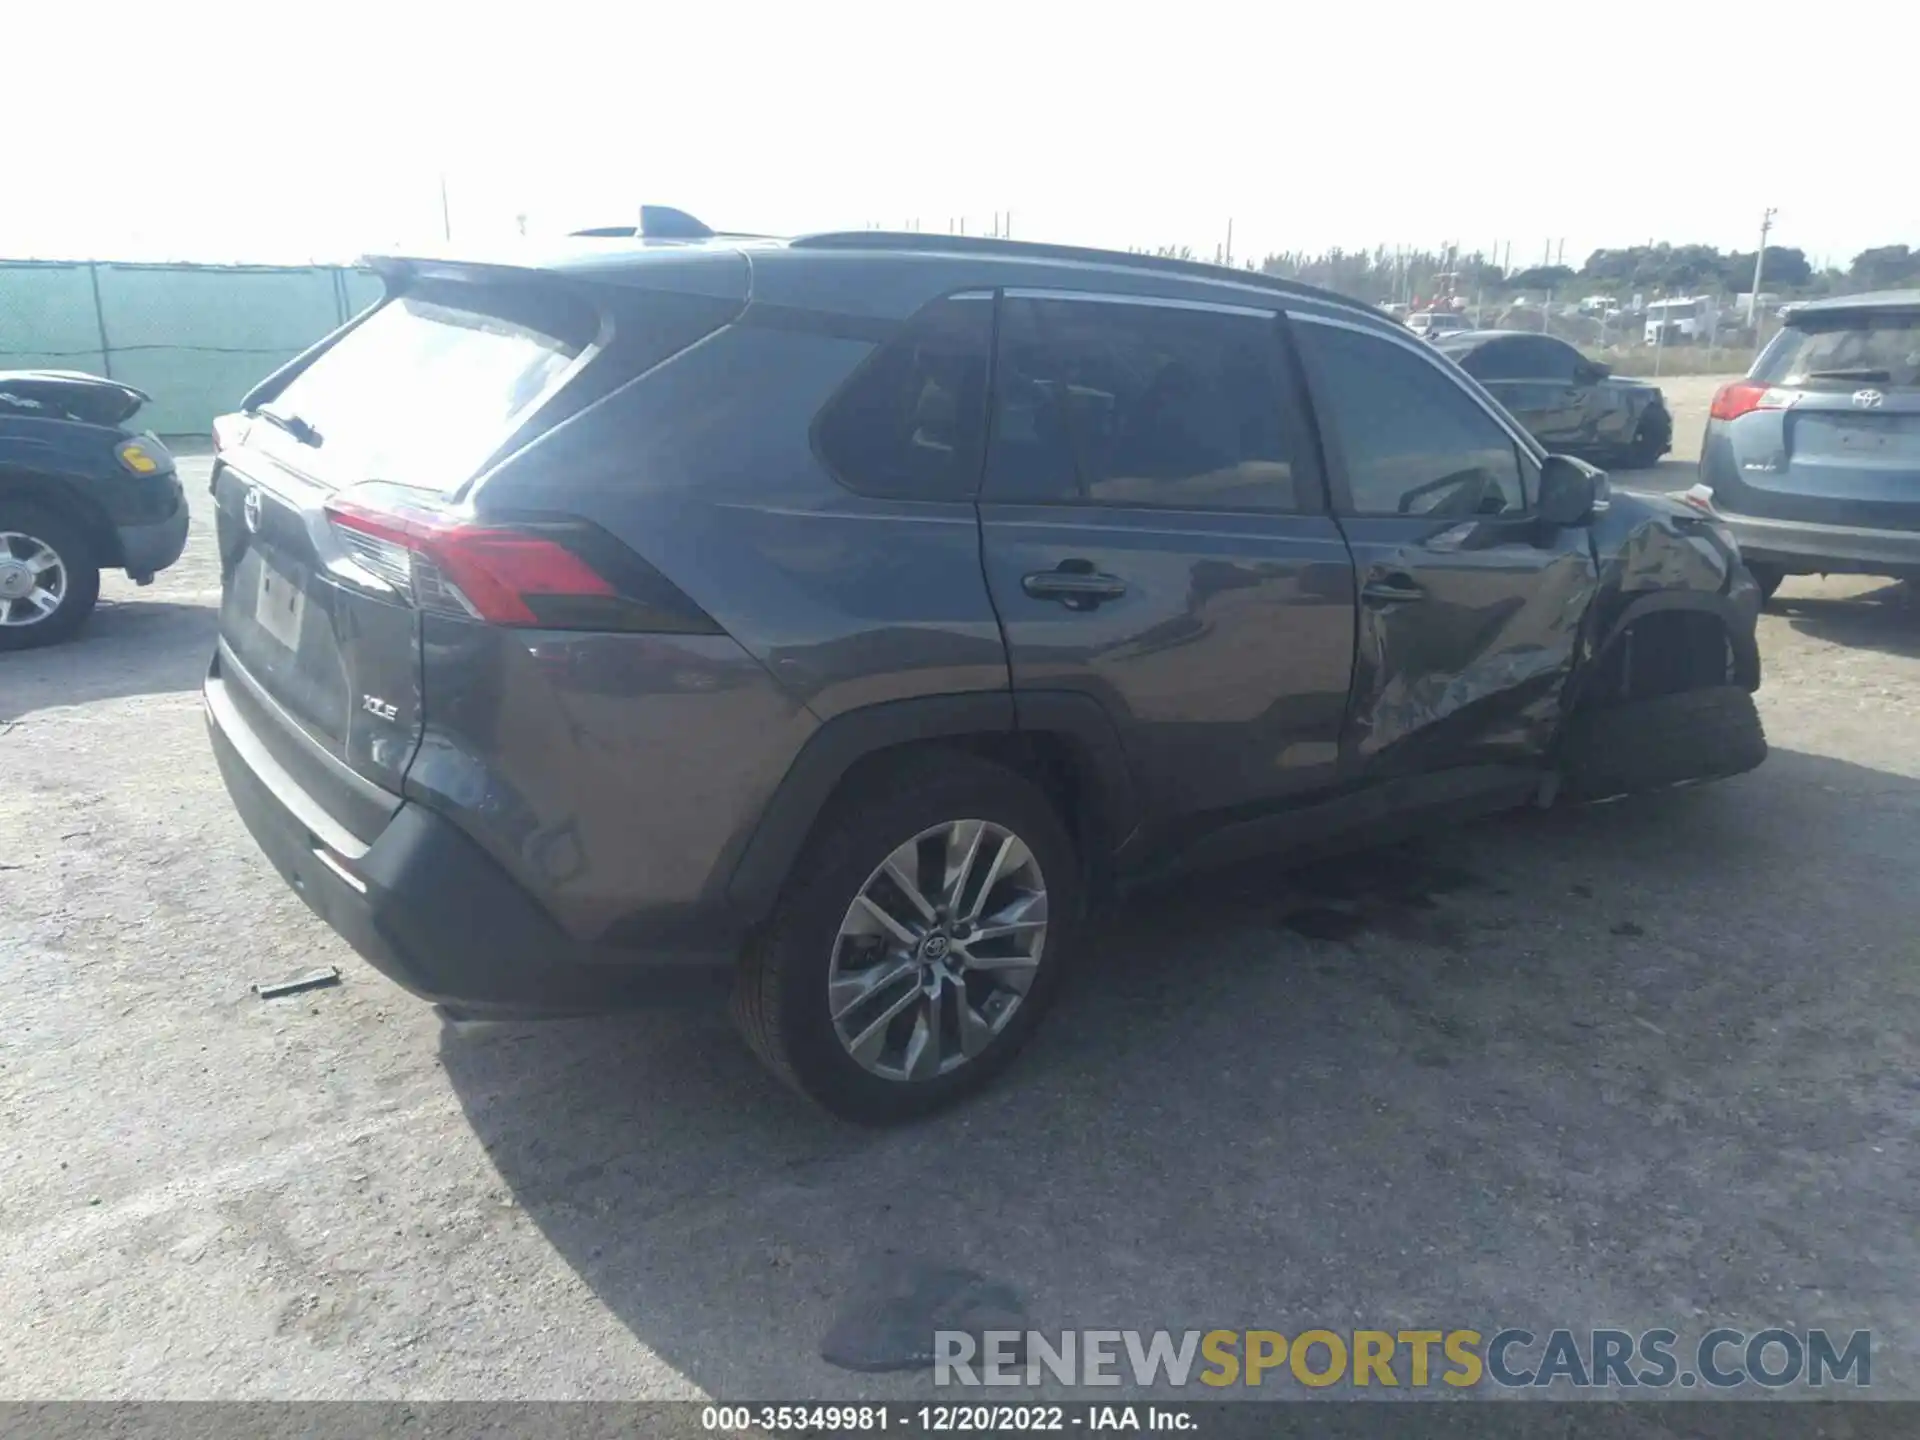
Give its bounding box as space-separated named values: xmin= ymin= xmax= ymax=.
xmin=639 ymin=206 xmax=714 ymax=240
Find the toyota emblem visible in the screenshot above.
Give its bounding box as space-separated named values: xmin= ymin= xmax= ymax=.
xmin=1852 ymin=389 xmax=1885 ymax=409
xmin=243 ymin=486 xmax=264 ymax=534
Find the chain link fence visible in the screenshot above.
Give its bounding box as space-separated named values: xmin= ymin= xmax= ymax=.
xmin=0 ymin=261 xmax=383 ymax=435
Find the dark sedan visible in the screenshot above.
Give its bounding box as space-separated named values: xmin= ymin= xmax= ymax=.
xmin=1697 ymin=290 xmax=1920 ymax=600
xmin=1434 ymin=331 xmax=1672 ymax=468
xmin=0 ymin=370 xmax=189 ymax=648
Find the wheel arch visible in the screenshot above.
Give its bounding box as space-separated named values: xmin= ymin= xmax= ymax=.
xmin=0 ymin=468 xmax=122 ymax=568
xmin=1565 ymin=590 xmax=1761 ymax=719
xmin=722 ymin=690 xmax=1139 ymax=921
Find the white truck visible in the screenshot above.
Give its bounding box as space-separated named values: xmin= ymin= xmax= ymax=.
xmin=1644 ymin=296 xmax=1719 ymax=344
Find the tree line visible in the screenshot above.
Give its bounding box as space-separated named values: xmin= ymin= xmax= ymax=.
xmin=1236 ymin=242 xmax=1920 ymax=305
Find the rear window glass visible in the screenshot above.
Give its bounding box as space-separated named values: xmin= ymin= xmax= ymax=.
xmin=260 ymin=280 xmax=596 ymax=494
xmin=1755 ymin=313 xmax=1920 ymax=390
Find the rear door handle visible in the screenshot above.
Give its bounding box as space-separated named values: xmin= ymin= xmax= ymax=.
xmin=1362 ymin=577 xmax=1426 ymax=604
xmin=1022 ymin=565 xmax=1127 ymax=608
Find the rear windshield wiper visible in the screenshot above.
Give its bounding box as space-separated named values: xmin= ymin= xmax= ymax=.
xmin=1798 ymin=368 xmax=1893 ymax=384
xmin=253 ymin=404 xmax=325 ymax=448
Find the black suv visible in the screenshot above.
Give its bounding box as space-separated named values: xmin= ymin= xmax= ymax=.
xmin=205 ymin=217 xmax=1765 ymax=1121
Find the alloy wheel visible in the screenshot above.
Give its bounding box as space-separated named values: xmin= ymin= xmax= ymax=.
xmin=826 ymin=819 xmax=1049 ymax=1082
xmin=0 ymin=532 xmax=67 ymax=629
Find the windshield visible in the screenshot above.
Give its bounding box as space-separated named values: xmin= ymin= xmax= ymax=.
xmin=259 ymin=279 xmax=595 ymax=494
xmin=1754 ymin=313 xmax=1920 ymax=390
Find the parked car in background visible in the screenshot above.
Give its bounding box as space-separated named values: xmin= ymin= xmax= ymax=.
xmin=204 ymin=220 xmax=1765 ymax=1121
xmin=1407 ymin=309 xmax=1472 ymax=341
xmin=1697 ymin=289 xmax=1920 ymax=600
xmin=1432 ymin=331 xmax=1673 ymax=467
xmin=0 ymin=371 xmax=189 ymax=649
xmin=1644 ymin=296 xmax=1719 ymax=344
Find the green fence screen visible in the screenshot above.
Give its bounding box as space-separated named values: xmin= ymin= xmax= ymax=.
xmin=0 ymin=260 xmax=385 ymax=435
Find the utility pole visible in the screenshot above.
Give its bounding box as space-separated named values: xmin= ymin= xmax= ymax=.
xmin=1654 ymin=287 xmax=1669 ymax=378
xmin=1224 ymin=218 xmax=1234 ymax=268
xmin=1749 ymin=207 xmax=1777 ymax=326
xmin=439 ymin=173 xmax=452 ymax=242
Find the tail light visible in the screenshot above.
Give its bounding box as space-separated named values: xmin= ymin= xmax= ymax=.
xmin=1710 ymin=381 xmax=1798 ymax=422
xmin=323 ymin=492 xmax=719 ymax=634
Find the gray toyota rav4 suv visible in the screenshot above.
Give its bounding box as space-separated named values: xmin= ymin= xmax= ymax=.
xmin=205 ymin=214 xmax=1765 ymax=1121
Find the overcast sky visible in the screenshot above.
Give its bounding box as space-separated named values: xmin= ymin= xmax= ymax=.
xmin=7 ymin=0 xmax=1906 ymax=270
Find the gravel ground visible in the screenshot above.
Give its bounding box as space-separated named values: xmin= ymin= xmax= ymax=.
xmin=5 ymin=387 xmax=1917 ymax=1400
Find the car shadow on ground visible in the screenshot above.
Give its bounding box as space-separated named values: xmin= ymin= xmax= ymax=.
xmin=0 ymin=597 xmax=215 ymax=723
xmin=440 ymin=748 xmax=1920 ymax=1399
xmin=1773 ymin=580 xmax=1920 ymax=659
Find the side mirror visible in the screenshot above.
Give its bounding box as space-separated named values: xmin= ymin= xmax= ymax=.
xmin=1537 ymin=454 xmax=1604 ymax=527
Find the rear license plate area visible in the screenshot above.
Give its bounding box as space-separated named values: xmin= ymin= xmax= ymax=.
xmin=255 ymin=559 xmax=307 ymax=649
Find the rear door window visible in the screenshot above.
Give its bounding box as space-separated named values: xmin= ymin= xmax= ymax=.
xmin=983 ymin=295 xmax=1301 ymax=512
xmin=260 ymin=279 xmax=598 ymax=495
xmin=1755 ymin=314 xmax=1920 ymax=390
xmin=813 ymin=293 xmax=993 ymax=501
xmin=1297 ymin=319 xmax=1528 ymax=518
xmin=1452 ymin=340 xmax=1513 ymax=379
xmin=1506 ymin=337 xmax=1580 ymax=381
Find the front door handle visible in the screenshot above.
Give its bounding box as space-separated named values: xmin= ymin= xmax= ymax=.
xmin=1023 ymin=563 xmax=1127 ymax=609
xmin=1362 ymin=576 xmax=1426 ymax=604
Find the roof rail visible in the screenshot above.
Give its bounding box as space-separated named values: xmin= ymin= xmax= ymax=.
xmin=789 ymin=231 xmax=1372 ymax=314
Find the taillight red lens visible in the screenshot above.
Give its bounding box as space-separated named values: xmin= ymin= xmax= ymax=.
xmin=1710 ymin=381 xmax=1794 ymax=422
xmin=325 ymin=496 xmax=613 ymax=626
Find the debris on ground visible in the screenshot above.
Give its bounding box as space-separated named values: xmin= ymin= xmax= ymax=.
xmin=250 ymin=966 xmax=341 ymax=1001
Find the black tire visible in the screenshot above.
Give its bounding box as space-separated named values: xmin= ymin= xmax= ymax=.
xmin=1560 ymin=685 xmax=1767 ymax=803
xmin=1745 ymin=562 xmax=1786 ymax=604
xmin=733 ymin=749 xmax=1083 ymax=1123
xmin=0 ymin=503 xmax=101 ymax=651
xmin=1625 ymin=410 xmax=1671 ymax=469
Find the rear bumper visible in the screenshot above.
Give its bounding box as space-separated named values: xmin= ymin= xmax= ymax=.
xmin=205 ymin=669 xmax=738 ymax=1017
xmin=1720 ymin=510 xmax=1920 ymax=577
xmin=116 ymin=494 xmax=189 ymax=579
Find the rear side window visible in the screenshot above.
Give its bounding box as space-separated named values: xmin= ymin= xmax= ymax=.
xmin=1297 ymin=319 xmax=1526 ymax=518
xmin=1479 ymin=337 xmax=1577 ymax=381
xmin=262 ymin=279 xmax=597 ymax=495
xmin=1448 ymin=342 xmax=1498 ymax=378
xmin=814 ymin=294 xmax=993 ymax=501
xmin=983 ymin=295 xmax=1299 ymax=512
xmin=1754 ymin=314 xmax=1920 ymax=390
